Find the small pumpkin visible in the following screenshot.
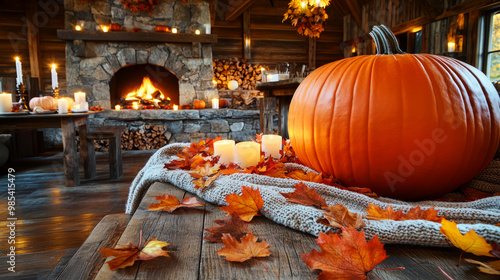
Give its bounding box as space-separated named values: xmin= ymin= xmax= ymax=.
xmin=193 ymin=100 xmax=205 ymax=109
xmin=155 ymin=25 xmax=169 ymax=32
xmin=29 ymin=96 xmax=57 ymax=111
xmin=109 ymin=23 xmax=122 ymax=31
xmin=218 ymin=99 xmax=230 ymax=108
xmin=288 ymin=25 xmax=500 ymax=200
xmin=181 ymin=105 xmax=193 ymax=110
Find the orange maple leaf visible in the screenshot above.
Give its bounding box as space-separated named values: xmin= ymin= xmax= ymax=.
xmin=366 ymin=203 xmax=445 ymax=222
xmin=100 ymin=238 xmax=170 ymax=271
xmin=318 ymin=204 xmax=366 ymax=230
xmin=287 ymin=170 xmax=324 ymax=183
xmin=204 ymin=213 xmax=251 ymax=243
xmin=190 ymin=162 xmax=220 ymax=178
xmin=301 ymin=227 xmax=391 ymax=280
xmin=220 ymin=186 xmax=264 ymax=222
xmin=147 ymin=194 xmax=205 ymax=213
xmin=345 ymin=186 xmax=378 ymax=197
xmin=252 ymin=133 xmax=263 ymax=144
xmin=280 ymin=182 xmax=327 ymax=208
xmin=216 ymin=232 xmax=271 ymax=263
xmin=193 ymin=172 xmax=221 ymax=190
xmin=440 ymin=219 xmax=494 ymax=257
xmin=247 ymin=157 xmax=287 ymax=178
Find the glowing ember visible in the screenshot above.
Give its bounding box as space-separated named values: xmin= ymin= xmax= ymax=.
xmin=125 ymin=77 xmax=171 ymax=106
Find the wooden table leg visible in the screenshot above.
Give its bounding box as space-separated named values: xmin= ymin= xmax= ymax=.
xmin=260 ymin=90 xmax=277 ymax=134
xmin=61 ymin=118 xmax=79 ymax=186
xmin=78 ymin=122 xmax=96 ymax=179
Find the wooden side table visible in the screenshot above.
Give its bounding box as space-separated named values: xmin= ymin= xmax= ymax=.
xmin=256 ymin=78 xmax=304 ymax=139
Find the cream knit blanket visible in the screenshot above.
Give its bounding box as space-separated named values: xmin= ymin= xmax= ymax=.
xmin=126 ymin=143 xmax=500 ymax=247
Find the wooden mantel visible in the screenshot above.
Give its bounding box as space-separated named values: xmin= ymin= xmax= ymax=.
xmin=57 ymin=30 xmax=218 ymax=44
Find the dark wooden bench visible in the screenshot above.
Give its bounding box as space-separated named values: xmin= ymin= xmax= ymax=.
xmin=86 ymin=126 xmax=126 ymax=179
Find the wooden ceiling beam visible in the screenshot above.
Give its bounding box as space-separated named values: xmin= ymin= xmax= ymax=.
xmin=421 ymin=0 xmax=443 ymax=18
xmin=436 ymin=0 xmax=500 ymax=20
xmin=224 ymin=0 xmax=257 ymax=22
xmin=343 ymin=0 xmax=363 ymax=29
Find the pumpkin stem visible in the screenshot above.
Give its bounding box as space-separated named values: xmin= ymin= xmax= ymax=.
xmin=369 ymin=25 xmax=405 ymax=55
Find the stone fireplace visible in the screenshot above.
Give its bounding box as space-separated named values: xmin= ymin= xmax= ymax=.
xmin=64 ymin=0 xmax=217 ymax=109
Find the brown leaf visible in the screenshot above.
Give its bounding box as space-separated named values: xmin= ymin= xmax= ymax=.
xmin=204 ymin=213 xmax=251 ymax=243
xmin=147 ymin=195 xmax=205 ymax=213
xmin=100 ymin=238 xmax=170 ymax=271
xmin=216 ymin=233 xmax=271 ymax=262
xmin=465 ymin=259 xmax=500 ymax=275
xmin=366 ymin=203 xmax=445 ymax=222
xmin=301 ymin=228 xmax=390 ymax=279
xmin=318 ymin=204 xmax=366 ymax=230
xmin=280 ymin=182 xmax=327 ymax=208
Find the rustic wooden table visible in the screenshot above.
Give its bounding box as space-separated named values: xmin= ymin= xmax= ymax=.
xmin=54 ymin=182 xmax=497 ymax=280
xmin=256 ymin=78 xmax=304 ymax=139
xmin=0 ymin=111 xmax=100 ymax=186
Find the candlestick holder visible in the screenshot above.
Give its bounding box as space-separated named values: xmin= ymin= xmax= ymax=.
xmin=16 ymin=84 xmax=28 ymax=110
xmin=52 ymin=87 xmax=60 ymax=99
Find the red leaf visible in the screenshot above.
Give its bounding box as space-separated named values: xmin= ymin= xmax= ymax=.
xmin=280 ymin=182 xmax=327 ymax=208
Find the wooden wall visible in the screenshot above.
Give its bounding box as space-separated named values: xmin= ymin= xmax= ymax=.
xmin=0 ymin=0 xmax=66 ymax=93
xmin=342 ymin=0 xmax=499 ymax=67
xmin=212 ymin=0 xmax=345 ymax=67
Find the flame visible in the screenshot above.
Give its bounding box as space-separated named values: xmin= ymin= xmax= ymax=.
xmin=125 ymin=77 xmax=166 ymax=102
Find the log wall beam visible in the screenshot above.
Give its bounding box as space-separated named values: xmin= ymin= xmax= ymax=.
xmin=225 ymin=0 xmax=256 ymax=22
xmin=308 ymin=37 xmax=316 ymax=68
xmin=243 ymin=10 xmax=251 ymax=59
xmin=25 ymin=1 xmax=43 ymax=89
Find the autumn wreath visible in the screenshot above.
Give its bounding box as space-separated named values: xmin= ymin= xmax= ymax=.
xmin=283 ymin=0 xmax=330 ymax=38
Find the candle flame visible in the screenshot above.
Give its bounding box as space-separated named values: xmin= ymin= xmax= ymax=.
xmin=15 ymin=57 xmax=19 ymax=61
xmin=172 ymin=28 xmax=178 ymax=34
xmin=75 ymin=25 xmax=82 ymax=31
xmin=52 ymin=64 xmax=56 ymax=69
xmin=195 ymin=29 xmax=200 ymax=35
xmin=101 ymin=26 xmax=109 ymax=32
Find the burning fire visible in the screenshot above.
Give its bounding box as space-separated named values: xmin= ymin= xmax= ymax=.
xmin=125 ymin=77 xmax=171 ymax=106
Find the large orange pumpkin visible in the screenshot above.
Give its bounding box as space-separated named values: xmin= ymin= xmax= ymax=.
xmin=193 ymin=100 xmax=205 ymax=109
xmin=288 ymin=25 xmax=500 ymax=200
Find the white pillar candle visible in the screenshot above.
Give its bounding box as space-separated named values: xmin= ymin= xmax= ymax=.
xmin=74 ymin=92 xmax=86 ymax=104
xmin=448 ymin=42 xmax=455 ymax=52
xmin=173 ymin=104 xmax=178 ymax=110
xmin=15 ymin=57 xmax=23 ymax=86
xmin=58 ymin=99 xmax=68 ymax=114
xmin=262 ymin=134 xmax=282 ymax=158
xmin=212 ymin=98 xmax=219 ymax=109
xmin=204 ymin=23 xmax=211 ymax=34
xmin=115 ymin=105 xmax=121 ymax=111
xmin=0 ymin=93 xmax=12 ymax=113
xmin=235 ymin=141 xmax=261 ymax=168
xmin=51 ymin=64 xmax=58 ymax=89
xmin=214 ymin=140 xmax=235 ymax=165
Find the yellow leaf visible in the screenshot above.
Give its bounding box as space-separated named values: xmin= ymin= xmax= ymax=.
xmin=440 ymin=219 xmax=494 ymax=257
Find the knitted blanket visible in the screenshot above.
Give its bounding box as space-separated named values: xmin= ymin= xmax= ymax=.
xmin=126 ymin=143 xmax=500 ymax=247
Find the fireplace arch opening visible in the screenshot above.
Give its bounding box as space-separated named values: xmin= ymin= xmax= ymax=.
xmin=110 ymin=64 xmax=180 ymax=108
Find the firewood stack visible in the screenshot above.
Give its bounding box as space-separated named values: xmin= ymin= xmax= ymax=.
xmin=77 ymin=125 xmax=172 ymax=152
xmin=213 ymin=58 xmax=266 ymax=90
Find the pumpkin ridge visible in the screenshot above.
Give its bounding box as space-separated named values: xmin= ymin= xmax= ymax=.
xmin=426 ymin=55 xmax=480 ymax=186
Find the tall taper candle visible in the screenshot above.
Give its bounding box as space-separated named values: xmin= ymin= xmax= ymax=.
xmin=15 ymin=57 xmax=23 ymax=86
xmin=51 ymin=64 xmax=58 ymax=89
xmin=214 ymin=140 xmax=235 ymax=165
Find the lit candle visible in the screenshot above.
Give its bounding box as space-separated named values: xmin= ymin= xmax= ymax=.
xmin=235 ymin=141 xmax=261 ymax=168
xmin=51 ymin=64 xmax=58 ymax=89
xmin=172 ymin=28 xmax=178 ymax=34
xmin=204 ymin=23 xmax=211 ymax=34
xmin=214 ymin=139 xmax=235 ymax=165
xmin=212 ymin=79 xmax=217 ymax=88
xmin=58 ymin=99 xmax=68 ymax=114
xmin=262 ymin=134 xmax=282 ymax=158
xmin=75 ymin=25 xmax=82 ymax=31
xmin=448 ymin=42 xmax=455 ymax=52
xmin=0 ymin=93 xmax=12 ymax=113
xmin=74 ymin=91 xmax=86 ymax=105
xmin=173 ymin=104 xmax=178 ymax=110
xmin=15 ymin=57 xmax=22 ymax=86
xmin=115 ymin=105 xmax=121 ymax=111
xmin=101 ymin=25 xmax=109 ymax=32
xmin=133 ymin=102 xmax=139 ymax=110
xmin=73 ymin=103 xmax=81 ymax=110
xmin=212 ymin=98 xmax=219 ymax=109
xmin=195 ymin=29 xmax=200 ymax=35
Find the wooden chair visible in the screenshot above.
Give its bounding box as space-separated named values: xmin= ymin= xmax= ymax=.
xmin=86 ymin=126 xmax=126 ymax=179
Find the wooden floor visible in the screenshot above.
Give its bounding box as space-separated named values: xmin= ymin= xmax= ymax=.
xmin=0 ymin=150 xmax=155 ymax=279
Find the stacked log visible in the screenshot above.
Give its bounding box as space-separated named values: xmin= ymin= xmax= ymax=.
xmin=121 ymin=125 xmax=172 ymax=150
xmin=77 ymin=124 xmax=172 ymax=152
xmin=213 ymin=58 xmax=266 ymax=90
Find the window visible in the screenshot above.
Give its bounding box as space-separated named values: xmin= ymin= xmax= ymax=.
xmin=484 ymin=10 xmax=500 ymax=82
